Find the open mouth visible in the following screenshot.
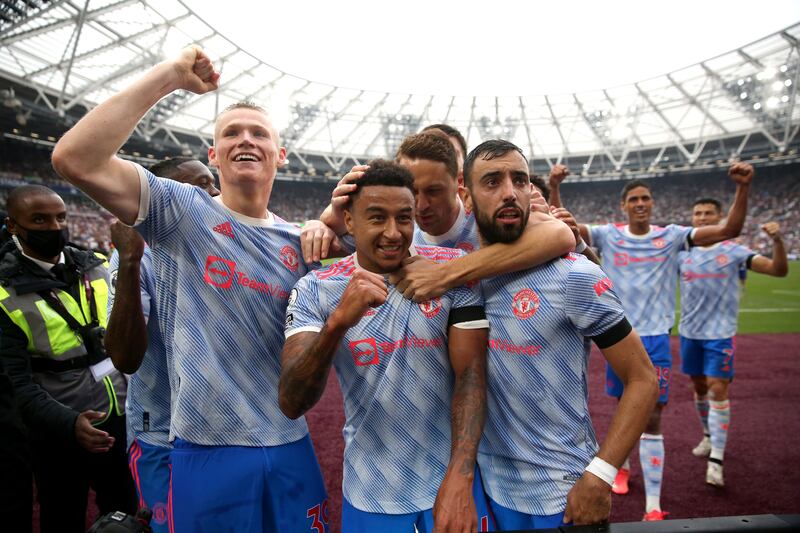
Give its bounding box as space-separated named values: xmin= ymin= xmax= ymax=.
xmin=233 ymin=153 xmax=260 ymax=162
xmin=495 ymin=206 xmax=522 ymax=223
xmin=377 ymin=243 xmax=404 ymax=258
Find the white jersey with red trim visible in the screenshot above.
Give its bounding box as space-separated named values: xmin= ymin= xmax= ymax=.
xmin=413 ymin=200 xmax=480 ymax=253
xmin=679 ymin=241 xmax=756 ymax=339
xmin=132 ymin=163 xmax=313 ymax=447
xmin=285 ymin=245 xmax=487 ymax=514
xmin=478 ymin=253 xmax=627 ymax=515
xmin=589 ymin=223 xmax=693 ymax=336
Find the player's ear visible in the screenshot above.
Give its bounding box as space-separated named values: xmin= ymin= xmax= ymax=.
xmin=208 ymin=146 xmax=218 ymax=169
xmin=458 ymin=185 xmax=472 ymax=212
xmin=344 ymin=207 xmax=354 ymax=235
xmin=277 ymin=146 xmax=287 ymax=168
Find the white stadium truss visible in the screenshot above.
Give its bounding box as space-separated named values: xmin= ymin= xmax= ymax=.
xmin=1 ymin=0 xmax=799 ymax=181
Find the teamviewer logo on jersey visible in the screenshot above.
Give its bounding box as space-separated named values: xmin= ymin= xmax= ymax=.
xmin=204 ymin=255 xmax=237 ymax=289
xmin=349 ymin=338 xmax=379 ymax=366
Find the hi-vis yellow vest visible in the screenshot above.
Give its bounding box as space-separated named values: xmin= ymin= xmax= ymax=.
xmin=0 ymin=253 xmax=109 ymax=360
xmin=0 ymin=252 xmax=123 ymax=417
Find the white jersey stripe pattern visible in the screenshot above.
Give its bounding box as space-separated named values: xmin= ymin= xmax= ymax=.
xmin=132 ymin=164 xmax=311 ymax=446
xmin=479 ymin=254 xmax=626 ymax=515
xmin=285 ymin=246 xmax=486 ymax=514
xmin=679 ymin=242 xmax=755 ymax=339
xmin=589 ymin=223 xmax=693 ymax=336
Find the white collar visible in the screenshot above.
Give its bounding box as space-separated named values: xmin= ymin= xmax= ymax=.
xmin=622 ymin=224 xmax=653 ymax=240
xmin=213 ymin=195 xmax=274 ymax=227
xmin=419 ymin=198 xmax=465 ymax=245
xmin=12 ymin=235 xmax=65 ymax=271
xmin=354 ymin=245 xmax=418 ymax=272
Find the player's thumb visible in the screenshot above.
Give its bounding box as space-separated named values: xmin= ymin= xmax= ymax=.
xmin=563 ymin=501 xmax=573 ymax=524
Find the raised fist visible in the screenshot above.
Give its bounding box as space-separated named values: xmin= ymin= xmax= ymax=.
xmin=761 ymin=221 xmax=781 ymax=240
xmin=728 ymin=162 xmax=754 ymax=185
xmin=549 ymin=164 xmax=570 ymax=185
xmin=171 ymin=45 xmax=220 ymax=95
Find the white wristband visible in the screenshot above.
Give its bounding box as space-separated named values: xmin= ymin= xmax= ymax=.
xmin=584 ymin=456 xmax=617 ymax=487
xmin=575 ymin=239 xmax=587 ymax=253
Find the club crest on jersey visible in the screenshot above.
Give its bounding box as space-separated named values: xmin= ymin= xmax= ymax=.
xmin=204 ymin=255 xmax=237 ymax=289
xmin=280 ymin=245 xmax=299 ymax=272
xmin=349 ymin=338 xmax=380 ymax=366
xmin=716 ymin=254 xmax=729 ymax=266
xmin=418 ymin=297 xmax=442 ymax=318
xmin=653 ymin=237 xmax=666 ymax=248
xmin=512 ymin=289 xmax=539 ymax=319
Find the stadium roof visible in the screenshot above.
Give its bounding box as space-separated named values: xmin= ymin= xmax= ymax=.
xmin=1 ymin=0 xmax=799 ymax=178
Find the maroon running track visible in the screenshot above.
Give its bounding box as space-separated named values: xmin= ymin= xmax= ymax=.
xmin=34 ymin=334 xmax=800 ymax=532
xmin=305 ymin=333 xmax=800 ymax=532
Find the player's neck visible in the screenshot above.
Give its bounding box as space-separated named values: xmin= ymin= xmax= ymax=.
xmin=218 ymin=190 xmax=271 ymax=219
xmin=628 ymin=221 xmax=651 ymax=235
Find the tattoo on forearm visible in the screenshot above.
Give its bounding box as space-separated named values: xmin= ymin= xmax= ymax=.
xmin=280 ymin=325 xmax=340 ymax=417
xmin=451 ymin=359 xmax=487 ymax=476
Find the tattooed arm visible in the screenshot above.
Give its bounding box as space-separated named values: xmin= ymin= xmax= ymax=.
xmin=279 ymin=269 xmax=388 ymax=419
xmin=433 ymin=324 xmax=488 ymax=533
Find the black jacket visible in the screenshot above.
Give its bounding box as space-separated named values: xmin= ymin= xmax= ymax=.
xmin=0 ymin=241 xmax=107 ymax=443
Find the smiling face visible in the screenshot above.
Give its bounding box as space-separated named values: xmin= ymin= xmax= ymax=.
xmin=344 ymin=185 xmax=415 ymax=274
xmin=208 ymin=107 xmax=286 ymax=191
xmin=464 ymin=150 xmax=531 ymax=244
xmin=621 ymin=186 xmax=653 ymax=225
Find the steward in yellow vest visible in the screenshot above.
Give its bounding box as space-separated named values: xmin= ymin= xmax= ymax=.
xmin=0 ymin=184 xmax=136 ymax=533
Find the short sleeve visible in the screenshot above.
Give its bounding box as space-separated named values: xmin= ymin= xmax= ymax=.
xmin=132 ymin=163 xmax=200 ymax=246
xmin=589 ymin=224 xmax=608 ymax=251
xmin=285 ymin=274 xmax=326 ymax=338
xmin=669 ymin=224 xmax=695 ymax=249
xmin=447 ymin=281 xmax=489 ymax=330
xmin=732 ymin=244 xmax=756 ymax=267
xmin=563 ymin=257 xmax=627 ymax=339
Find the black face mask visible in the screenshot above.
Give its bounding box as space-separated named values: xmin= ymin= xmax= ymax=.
xmin=15 ymin=224 xmax=70 ymax=258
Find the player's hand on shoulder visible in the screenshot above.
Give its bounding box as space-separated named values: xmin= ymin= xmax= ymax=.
xmin=549 ymin=164 xmax=570 ymax=185
xmin=728 ymin=162 xmax=754 ymax=185
xmin=563 ymin=471 xmax=612 ymax=525
xmin=170 ymin=45 xmax=220 ymax=95
xmin=388 ymin=255 xmax=448 ymax=303
xmin=550 ymin=206 xmax=582 ymax=246
xmin=333 ymin=269 xmax=387 ymax=328
xmin=761 ymin=221 xmax=781 ymax=240
xmin=530 ymin=188 xmax=549 ymax=214
xmin=110 ymin=220 xmax=145 ymax=262
xmin=300 ymin=220 xmax=341 ymax=263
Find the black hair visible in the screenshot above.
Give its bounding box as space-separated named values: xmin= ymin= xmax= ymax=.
xmin=351 ymin=159 xmax=414 ymax=200
xmin=529 ymin=175 xmax=551 ymax=203
xmin=463 ymin=139 xmax=527 ymax=187
xmin=6 ymin=184 xmax=60 ymax=218
xmin=422 ymin=124 xmax=467 ymax=158
xmin=620 ymin=179 xmax=652 ymax=202
xmin=148 ymin=157 xmax=197 ymax=179
xmin=396 ymin=133 xmax=458 ymax=179
xmin=693 ymin=197 xmax=723 ymax=212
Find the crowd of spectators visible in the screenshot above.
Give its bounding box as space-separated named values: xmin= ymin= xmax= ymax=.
xmin=0 ymin=142 xmax=797 ymax=258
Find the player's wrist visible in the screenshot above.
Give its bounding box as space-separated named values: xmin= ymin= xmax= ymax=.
xmin=584 ymin=456 xmax=617 ymax=487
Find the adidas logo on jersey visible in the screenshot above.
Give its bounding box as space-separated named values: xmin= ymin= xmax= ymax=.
xmin=213 ymin=221 xmax=235 ymax=239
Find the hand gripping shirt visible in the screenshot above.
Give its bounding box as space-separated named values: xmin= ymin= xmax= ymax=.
xmin=478 ymin=253 xmax=629 ymax=516
xmin=108 ymin=247 xmax=171 ymax=449
xmin=132 ymin=163 xmax=312 ymax=446
xmin=285 ymin=245 xmax=488 ymax=514
xmin=412 ymin=199 xmax=481 ymax=253
xmin=589 ymin=223 xmax=694 ymax=336
xmin=679 ymin=241 xmax=756 ymax=340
